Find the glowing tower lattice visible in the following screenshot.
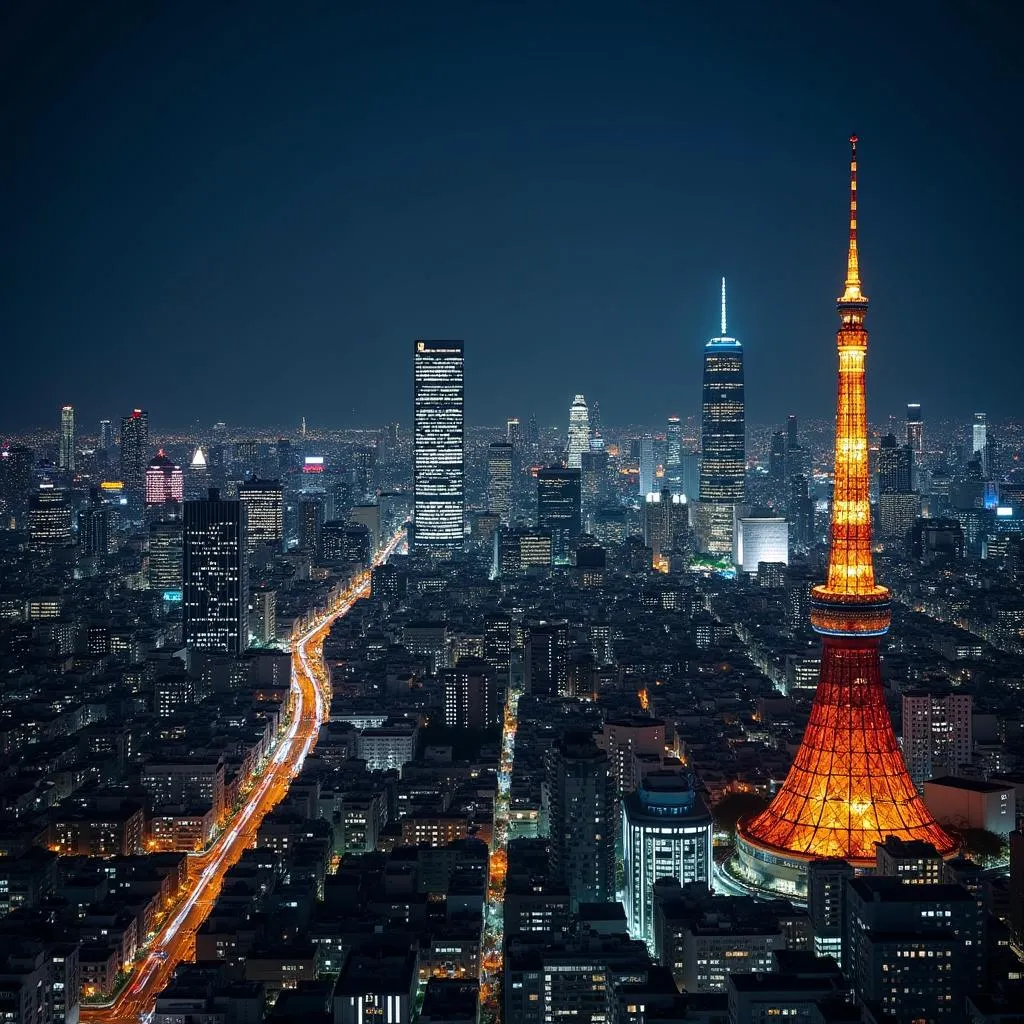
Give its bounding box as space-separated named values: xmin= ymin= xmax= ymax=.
xmin=731 ymin=138 xmax=956 ymax=897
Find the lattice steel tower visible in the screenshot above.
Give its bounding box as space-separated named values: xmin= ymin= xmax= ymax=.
xmin=730 ymin=137 xmax=955 ymax=898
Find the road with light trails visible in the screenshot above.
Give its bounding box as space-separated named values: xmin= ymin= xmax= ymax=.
xmin=478 ymin=668 xmax=523 ymax=1019
xmin=82 ymin=528 xmax=406 ymax=1024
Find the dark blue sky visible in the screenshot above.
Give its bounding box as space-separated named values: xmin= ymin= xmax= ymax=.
xmin=1 ymin=0 xmax=1019 ymax=431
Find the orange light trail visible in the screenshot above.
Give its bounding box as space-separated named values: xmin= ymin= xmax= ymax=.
xmin=80 ymin=530 xmax=406 ymax=1022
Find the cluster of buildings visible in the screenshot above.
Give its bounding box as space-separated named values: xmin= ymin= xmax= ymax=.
xmin=0 ymin=140 xmax=1023 ymax=1024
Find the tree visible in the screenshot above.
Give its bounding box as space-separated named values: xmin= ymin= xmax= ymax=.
xmin=713 ymin=791 xmax=769 ymax=836
xmin=949 ymin=826 xmax=1006 ymax=864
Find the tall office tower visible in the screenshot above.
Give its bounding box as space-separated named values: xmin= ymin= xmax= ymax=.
xmin=524 ymin=621 xmax=568 ymax=696
xmin=238 ymin=479 xmax=285 ymax=552
xmin=877 ymin=434 xmax=912 ymax=494
xmin=643 ymin=487 xmax=689 ymax=565
xmin=145 ymin=450 xmax=185 ymax=506
xmin=546 ymin=731 xmax=616 ymax=911
xmin=807 ymin=858 xmax=855 ymax=965
xmin=566 ymin=395 xmax=590 ymax=469
xmin=579 ymin=449 xmax=608 ymax=527
xmin=99 ymin=419 xmax=113 ymax=453
xmin=59 ymin=405 xmax=75 ymax=473
xmin=443 ymin=656 xmax=499 ymax=730
xmin=183 ymin=489 xmax=249 ymax=654
xmin=768 ymin=431 xmax=786 ymax=482
xmin=119 ymin=409 xmax=150 ymax=493
xmin=901 ymin=691 xmax=973 ymax=788
xmin=275 ymin=437 xmax=295 ymax=475
xmin=537 ymin=467 xmax=581 ymax=562
xmin=487 ymin=442 xmax=514 ymax=524
xmin=299 ymin=498 xmax=324 ymax=556
xmin=413 ymin=340 xmax=465 ymax=556
xmin=483 ymin=612 xmax=512 ymax=690
xmin=148 ymin=518 xmax=184 ymax=593
xmin=506 ymin=417 xmax=522 ymax=449
xmin=733 ymin=138 xmax=955 ymax=897
xmin=622 ymin=772 xmax=713 ymax=945
xmin=680 ymin=450 xmax=700 ymax=501
xmin=697 ymin=278 xmax=745 ymax=555
xmin=877 ymin=433 xmax=919 ymax=541
xmin=784 ymin=415 xmax=807 ymax=480
xmin=350 ymin=445 xmax=377 ymax=501
xmin=28 ymin=484 xmax=72 ymax=553
xmin=971 ymin=413 xmax=987 ymax=474
xmin=906 ymin=403 xmax=923 ymax=454
xmin=638 ymin=436 xmax=655 ymax=495
xmin=590 ymin=399 xmax=602 ymax=438
xmin=249 ymin=587 xmax=276 ymax=645
xmin=79 ymin=491 xmax=110 ymax=557
xmin=186 ymin=448 xmax=209 ymax=499
xmin=665 ymin=416 xmax=683 ymax=491
xmin=788 ymin=474 xmax=815 ymax=549
xmin=232 ymin=438 xmax=260 ymax=479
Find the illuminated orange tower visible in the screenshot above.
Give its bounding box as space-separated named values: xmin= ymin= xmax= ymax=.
xmin=731 ymin=137 xmax=955 ymax=897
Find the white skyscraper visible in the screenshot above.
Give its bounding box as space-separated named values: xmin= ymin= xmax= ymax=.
xmin=414 ymin=340 xmax=465 ymax=555
xmin=566 ymin=395 xmax=590 ymax=469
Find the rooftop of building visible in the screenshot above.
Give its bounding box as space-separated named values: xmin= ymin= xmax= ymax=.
xmin=419 ymin=978 xmax=479 ymax=1023
xmin=875 ymin=837 xmax=943 ymax=858
xmin=847 ymin=876 xmax=978 ymax=904
xmin=335 ymin=943 xmax=417 ymax=996
xmin=925 ymin=775 xmax=1014 ymax=793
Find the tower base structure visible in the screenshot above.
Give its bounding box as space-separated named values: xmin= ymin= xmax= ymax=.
xmin=725 ymin=628 xmax=957 ymax=901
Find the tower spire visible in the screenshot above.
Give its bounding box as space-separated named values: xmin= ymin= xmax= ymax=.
xmin=840 ymin=134 xmax=865 ymax=304
xmin=720 ymin=276 xmax=727 ymax=336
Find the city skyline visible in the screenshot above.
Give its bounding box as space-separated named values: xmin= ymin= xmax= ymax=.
xmin=1 ymin=7 xmax=1023 ymax=1022
xmin=1 ymin=3 xmax=1020 ymax=430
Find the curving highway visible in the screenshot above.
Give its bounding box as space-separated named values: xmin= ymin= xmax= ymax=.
xmin=82 ymin=529 xmax=405 ymax=1023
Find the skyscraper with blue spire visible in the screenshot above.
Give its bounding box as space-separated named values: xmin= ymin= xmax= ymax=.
xmin=696 ymin=278 xmax=746 ymax=557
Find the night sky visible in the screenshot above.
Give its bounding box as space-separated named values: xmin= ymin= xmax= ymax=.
xmin=1 ymin=0 xmax=1019 ymax=432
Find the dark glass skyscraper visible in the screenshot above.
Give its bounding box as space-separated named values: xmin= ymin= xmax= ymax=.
xmin=183 ymin=489 xmax=249 ymax=654
xmin=537 ymin=466 xmax=581 ymax=563
xmin=665 ymin=415 xmax=682 ymax=493
xmin=697 ymin=278 xmax=745 ymax=555
xmin=546 ymin=730 xmax=615 ymax=911
xmin=120 ymin=408 xmax=150 ymax=494
xmin=413 ymin=340 xmax=465 ymax=556
xmin=487 ymin=442 xmax=514 ymax=524
xmin=906 ymin=403 xmax=923 ymax=454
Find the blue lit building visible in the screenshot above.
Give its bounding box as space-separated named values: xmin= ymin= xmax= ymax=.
xmin=697 ymin=279 xmax=745 ymax=556
xmin=622 ymin=771 xmax=713 ymax=946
